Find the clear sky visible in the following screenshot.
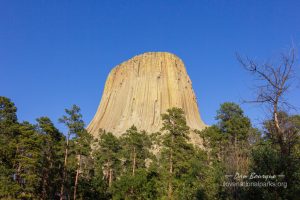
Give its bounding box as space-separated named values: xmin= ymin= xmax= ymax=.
xmin=1 ymin=0 xmax=300 ymax=132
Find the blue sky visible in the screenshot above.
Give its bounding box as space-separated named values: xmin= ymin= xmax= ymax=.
xmin=1 ymin=0 xmax=300 ymax=132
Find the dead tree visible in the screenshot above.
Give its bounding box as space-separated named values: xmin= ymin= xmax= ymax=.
xmin=236 ymin=48 xmax=297 ymax=155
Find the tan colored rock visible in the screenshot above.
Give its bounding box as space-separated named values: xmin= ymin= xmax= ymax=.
xmin=87 ymin=52 xmax=206 ymax=144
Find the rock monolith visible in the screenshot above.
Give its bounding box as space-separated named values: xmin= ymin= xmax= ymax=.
xmin=87 ymin=52 xmax=206 ymax=145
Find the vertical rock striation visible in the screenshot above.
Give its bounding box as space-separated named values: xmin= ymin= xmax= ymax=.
xmin=87 ymin=52 xmax=206 ymax=144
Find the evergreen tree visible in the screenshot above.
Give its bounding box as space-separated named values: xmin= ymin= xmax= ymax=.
xmin=120 ymin=125 xmax=152 ymax=176
xmin=0 ymin=97 xmax=20 ymax=199
xmin=158 ymin=108 xmax=212 ymax=199
xmin=14 ymin=122 xmax=43 ymax=199
xmin=247 ymin=113 xmax=300 ymax=199
xmin=93 ymin=131 xmax=121 ymax=196
xmin=112 ymin=168 xmax=159 ymax=200
xmin=201 ymin=102 xmax=257 ymax=199
xmin=160 ymin=107 xmax=198 ymax=199
xmin=36 ymin=117 xmax=64 ymax=199
xmin=73 ymin=129 xmax=93 ymax=200
xmin=59 ymin=105 xmax=85 ymax=200
xmin=216 ymin=102 xmax=253 ymax=174
xmin=111 ymin=125 xmax=155 ymax=199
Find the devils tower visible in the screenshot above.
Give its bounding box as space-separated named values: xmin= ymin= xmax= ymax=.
xmin=87 ymin=52 xmax=206 ymax=141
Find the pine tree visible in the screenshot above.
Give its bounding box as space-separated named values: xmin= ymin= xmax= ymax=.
xmin=36 ymin=117 xmax=64 ymax=199
xmin=112 ymin=168 xmax=159 ymax=200
xmin=14 ymin=121 xmax=43 ymax=199
xmin=200 ymin=102 xmax=257 ymax=199
xmin=93 ymin=131 xmax=121 ymax=192
xmin=216 ymin=102 xmax=253 ymax=174
xmin=111 ymin=125 xmax=154 ymax=199
xmin=120 ymin=125 xmax=152 ymax=176
xmin=59 ymin=105 xmax=85 ymax=200
xmin=0 ymin=97 xmax=20 ymax=199
xmin=72 ymin=129 xmax=93 ymax=200
xmin=160 ymin=107 xmax=190 ymax=199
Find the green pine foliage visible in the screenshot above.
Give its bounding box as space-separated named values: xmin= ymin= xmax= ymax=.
xmin=200 ymin=102 xmax=259 ymax=199
xmin=247 ymin=113 xmax=300 ymax=199
xmin=36 ymin=117 xmax=64 ymax=199
xmin=59 ymin=104 xmax=94 ymax=200
xmin=94 ymin=131 xmax=122 ymax=192
xmin=112 ymin=126 xmax=157 ymax=199
xmin=0 ymin=97 xmax=20 ymax=199
xmin=120 ymin=125 xmax=152 ymax=175
xmin=14 ymin=121 xmax=43 ymax=199
xmin=0 ymin=96 xmax=299 ymax=199
xmin=158 ymin=108 xmax=209 ymax=199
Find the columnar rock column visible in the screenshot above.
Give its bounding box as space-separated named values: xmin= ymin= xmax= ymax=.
xmin=87 ymin=52 xmax=206 ymax=144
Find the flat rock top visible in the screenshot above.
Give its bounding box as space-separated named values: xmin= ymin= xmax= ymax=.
xmin=87 ymin=52 xmax=206 ymax=144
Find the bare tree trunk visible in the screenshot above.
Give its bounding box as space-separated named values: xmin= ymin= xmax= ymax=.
xmin=73 ymin=154 xmax=81 ymax=200
xmin=273 ymin=102 xmax=287 ymax=156
xmin=41 ymin=166 xmax=49 ymax=200
xmin=168 ymin=151 xmax=173 ymax=200
xmin=60 ymin=133 xmax=70 ymax=200
xmin=42 ymin=147 xmax=52 ymax=200
xmin=16 ymin=163 xmax=21 ymax=185
xmin=132 ymin=147 xmax=136 ymax=176
xmin=234 ymin=134 xmax=238 ymax=172
xmin=168 ymin=135 xmax=174 ymax=200
xmin=273 ymin=99 xmax=282 ymax=134
xmin=108 ymin=168 xmax=113 ymax=188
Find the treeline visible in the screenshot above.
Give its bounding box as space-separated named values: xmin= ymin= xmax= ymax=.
xmin=1 ymin=96 xmax=299 ymax=200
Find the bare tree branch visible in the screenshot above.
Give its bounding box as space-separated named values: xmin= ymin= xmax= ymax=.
xmin=236 ymin=47 xmax=297 ymax=155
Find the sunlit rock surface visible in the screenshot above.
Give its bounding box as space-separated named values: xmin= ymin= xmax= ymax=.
xmin=87 ymin=52 xmax=206 ymax=145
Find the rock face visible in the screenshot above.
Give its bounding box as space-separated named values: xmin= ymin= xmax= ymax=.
xmin=87 ymin=52 xmax=206 ymax=143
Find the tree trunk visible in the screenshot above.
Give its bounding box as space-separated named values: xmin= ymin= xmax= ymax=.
xmin=273 ymin=103 xmax=287 ymax=156
xmin=273 ymin=102 xmax=282 ymax=135
xmin=234 ymin=134 xmax=238 ymax=172
xmin=16 ymin=163 xmax=21 ymax=185
xmin=60 ymin=134 xmax=70 ymax=200
xmin=41 ymin=167 xmax=49 ymax=200
xmin=168 ymin=135 xmax=174 ymax=200
xmin=73 ymin=154 xmax=81 ymax=200
xmin=108 ymin=168 xmax=113 ymax=188
xmin=132 ymin=147 xmax=136 ymax=176
xmin=42 ymin=147 xmax=52 ymax=200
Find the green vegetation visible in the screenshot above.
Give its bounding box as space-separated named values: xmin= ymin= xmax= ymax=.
xmin=1 ymin=96 xmax=299 ymax=199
